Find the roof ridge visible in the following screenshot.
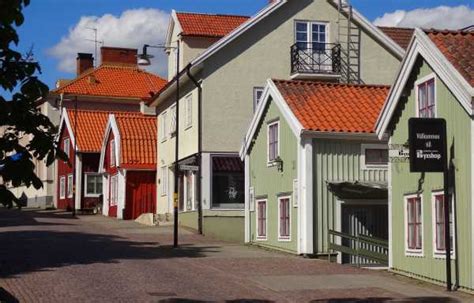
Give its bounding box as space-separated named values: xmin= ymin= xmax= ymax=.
xmin=272 ymin=79 xmax=391 ymax=89
xmin=175 ymin=11 xmax=250 ymax=18
xmin=424 ymin=28 xmax=474 ymax=35
xmin=377 ymin=26 xmax=414 ymax=30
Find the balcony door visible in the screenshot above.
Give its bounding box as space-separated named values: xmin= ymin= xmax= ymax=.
xmin=295 ymin=21 xmax=330 ymax=72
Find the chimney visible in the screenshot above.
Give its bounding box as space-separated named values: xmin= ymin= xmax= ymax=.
xmin=76 ymin=53 xmax=94 ymax=76
xmin=101 ymin=46 xmax=137 ymax=66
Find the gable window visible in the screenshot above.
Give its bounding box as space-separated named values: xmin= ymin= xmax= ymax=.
xmin=253 ymin=87 xmax=264 ymax=112
xmin=59 ymin=176 xmax=66 ymax=199
xmin=170 ymin=105 xmax=177 ymax=136
xmin=256 ymin=199 xmax=267 ymax=240
xmin=110 ymin=139 xmax=116 ymax=167
xmin=161 ymin=166 xmax=168 ymax=196
xmin=433 ymin=193 xmax=454 ymax=256
xmin=406 ymin=195 xmax=423 ymax=254
xmin=294 ymin=21 xmax=329 ymax=72
xmin=185 ymin=94 xmax=193 ymax=129
xmin=267 ymin=121 xmax=280 ymax=163
xmin=85 ymin=174 xmax=103 ymax=197
xmin=417 ymin=76 xmax=435 ymax=118
xmin=361 ymin=144 xmax=388 ymax=169
xmin=63 ymin=138 xmax=70 ymax=159
xmin=67 ymin=174 xmax=73 ymax=198
xmin=278 ymin=196 xmax=291 ymax=240
xmin=159 ymin=112 xmax=168 ymax=141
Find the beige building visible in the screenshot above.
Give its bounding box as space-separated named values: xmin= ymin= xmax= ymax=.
xmin=150 ymin=0 xmax=407 ymax=242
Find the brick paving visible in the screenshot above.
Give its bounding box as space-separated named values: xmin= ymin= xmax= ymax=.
xmin=0 ymin=208 xmax=472 ymax=303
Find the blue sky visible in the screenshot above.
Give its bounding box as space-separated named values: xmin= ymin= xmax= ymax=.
xmin=16 ymin=0 xmax=473 ymax=89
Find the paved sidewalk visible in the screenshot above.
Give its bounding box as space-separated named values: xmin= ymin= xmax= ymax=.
xmin=0 ymin=208 xmax=472 ymax=302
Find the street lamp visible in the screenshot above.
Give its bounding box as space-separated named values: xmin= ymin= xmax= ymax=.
xmin=139 ymin=43 xmax=180 ymax=248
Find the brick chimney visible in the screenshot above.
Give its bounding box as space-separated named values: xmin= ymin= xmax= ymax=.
xmin=101 ymin=46 xmax=137 ymax=66
xmin=76 ymin=53 xmax=94 ymax=75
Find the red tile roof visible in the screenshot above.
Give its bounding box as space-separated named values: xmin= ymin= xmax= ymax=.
xmin=55 ymin=65 xmax=167 ymax=100
xmin=273 ymin=80 xmax=390 ymax=133
xmin=176 ymin=12 xmax=250 ymax=38
xmin=426 ymin=29 xmax=474 ymax=86
xmin=378 ymin=26 xmax=414 ymax=50
xmin=114 ymin=113 xmax=157 ymax=170
xmin=66 ymin=110 xmax=111 ymax=153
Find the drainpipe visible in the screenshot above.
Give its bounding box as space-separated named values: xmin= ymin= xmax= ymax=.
xmin=186 ymin=66 xmax=203 ymax=235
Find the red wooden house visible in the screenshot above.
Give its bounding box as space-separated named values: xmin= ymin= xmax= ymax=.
xmin=99 ymin=113 xmax=157 ymax=220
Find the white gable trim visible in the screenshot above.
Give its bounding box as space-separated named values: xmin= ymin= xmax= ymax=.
xmin=98 ymin=114 xmax=121 ymax=173
xmin=376 ymin=28 xmax=474 ymax=139
xmin=165 ymin=10 xmax=182 ymax=47
xmin=57 ymin=108 xmax=77 ymax=150
xmin=239 ymin=79 xmax=303 ymax=159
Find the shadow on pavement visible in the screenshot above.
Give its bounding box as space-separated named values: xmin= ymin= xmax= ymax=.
xmin=0 ymin=208 xmax=76 ymax=228
xmin=311 ymin=297 xmax=460 ymax=303
xmin=0 ymin=287 xmax=19 ymax=303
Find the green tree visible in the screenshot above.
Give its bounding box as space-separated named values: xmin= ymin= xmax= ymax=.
xmin=0 ymin=0 xmax=66 ymax=208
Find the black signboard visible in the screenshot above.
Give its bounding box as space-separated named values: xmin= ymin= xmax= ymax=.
xmin=408 ymin=118 xmax=447 ymax=172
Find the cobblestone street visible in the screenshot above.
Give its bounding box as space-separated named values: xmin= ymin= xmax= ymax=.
xmin=0 ymin=208 xmax=472 ymax=302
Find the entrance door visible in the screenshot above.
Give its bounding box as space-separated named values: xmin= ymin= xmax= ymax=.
xmin=341 ymin=204 xmax=388 ymax=265
xmin=124 ymin=172 xmax=156 ymax=220
xmin=295 ymin=21 xmax=329 ymax=72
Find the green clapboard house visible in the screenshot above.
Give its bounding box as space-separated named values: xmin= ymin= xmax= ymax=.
xmin=240 ymin=79 xmax=391 ymax=261
xmin=376 ymin=29 xmax=474 ymax=290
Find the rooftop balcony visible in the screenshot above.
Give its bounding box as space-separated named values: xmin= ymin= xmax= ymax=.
xmin=290 ymin=43 xmax=341 ymax=80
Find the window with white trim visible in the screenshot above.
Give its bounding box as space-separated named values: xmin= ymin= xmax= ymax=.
xmin=279 ymin=197 xmax=291 ymax=240
xmin=253 ymin=87 xmax=264 ymax=112
xmin=185 ymin=94 xmax=192 ymax=129
xmin=433 ymin=193 xmax=454 ymax=255
xmin=256 ymin=199 xmax=267 ymax=239
xmin=406 ymin=195 xmax=423 ymax=253
xmin=170 ymin=105 xmax=177 ymax=136
xmin=159 ymin=111 xmax=168 ymax=141
xmin=67 ymin=174 xmax=73 ymax=198
xmin=85 ymin=174 xmax=102 ymax=196
xmin=361 ymin=144 xmax=388 ymax=169
xmin=161 ymin=166 xmax=168 ymax=196
xmin=185 ymin=171 xmax=194 ymax=210
xmin=417 ymin=77 xmax=435 ymax=118
xmin=267 ymin=121 xmax=279 ymax=163
xmin=110 ymin=174 xmax=118 ymax=206
xmin=59 ymin=176 xmax=66 ymax=199
xmin=110 ymin=139 xmax=116 ymax=167
xmin=63 ymin=138 xmax=70 ymax=159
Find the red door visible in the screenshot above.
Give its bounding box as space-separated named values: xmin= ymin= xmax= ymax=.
xmin=124 ymin=171 xmax=156 ymax=220
xmin=108 ymin=174 xmax=118 ymax=217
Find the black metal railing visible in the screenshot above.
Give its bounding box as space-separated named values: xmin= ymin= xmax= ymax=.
xmin=291 ymin=43 xmax=341 ymax=75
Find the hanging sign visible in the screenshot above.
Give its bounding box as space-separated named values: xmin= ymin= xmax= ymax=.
xmin=408 ymin=118 xmax=447 ymax=172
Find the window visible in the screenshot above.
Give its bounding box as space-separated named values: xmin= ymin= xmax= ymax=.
xmin=170 ymin=105 xmax=177 ymax=136
xmin=85 ymin=174 xmax=102 ymax=196
xmin=417 ymin=76 xmax=435 ymax=118
xmin=63 ymin=138 xmax=70 ymax=159
xmin=279 ymin=197 xmax=291 ymax=240
xmin=185 ymin=171 xmax=194 ymax=210
xmin=256 ymin=199 xmax=267 ymax=240
xmin=253 ymin=87 xmax=264 ymax=112
xmin=406 ymin=195 xmax=423 ymax=254
xmin=185 ymin=94 xmax=192 ymax=129
xmin=159 ymin=112 xmax=168 ymax=141
xmin=295 ymin=21 xmax=328 ymax=56
xmin=267 ymin=121 xmax=279 ymax=163
xmin=211 ymin=156 xmax=244 ymax=209
xmin=433 ymin=193 xmax=454 ymax=255
xmin=67 ymin=174 xmax=73 ymax=198
xmin=161 ymin=166 xmax=168 ymax=196
xmin=361 ymin=144 xmax=388 ymax=169
xmin=110 ymin=174 xmax=118 ymax=206
xmin=59 ymin=176 xmax=66 ymax=199
xmin=110 ymin=139 xmax=116 ymax=167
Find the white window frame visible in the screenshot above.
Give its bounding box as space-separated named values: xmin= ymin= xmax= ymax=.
xmin=110 ymin=139 xmax=115 ymax=167
xmin=253 ymin=87 xmax=264 ymax=112
xmin=160 ymin=111 xmax=168 ymax=142
xmin=292 ymin=179 xmax=298 ymax=207
xmin=404 ymin=194 xmax=424 ymax=257
xmin=170 ymin=105 xmax=177 ymax=137
xmin=84 ymin=173 xmax=102 ymax=197
xmin=63 ymin=138 xmax=70 ymax=159
xmin=256 ymin=199 xmax=267 ymax=241
xmin=294 ymin=20 xmax=329 ymax=45
xmin=278 ymin=196 xmax=291 ymax=241
xmin=185 ymin=93 xmax=193 ymax=129
xmin=361 ymin=144 xmax=389 ymax=170
xmin=161 ymin=166 xmax=168 ymax=196
xmin=110 ymin=174 xmax=118 ymax=206
xmin=67 ymin=174 xmax=73 ymax=198
xmin=415 ymin=73 xmax=437 ymax=118
xmin=184 ymin=171 xmax=195 ymax=211
xmin=431 ymin=191 xmax=456 ymax=259
xmin=267 ymin=120 xmax=280 ymax=166
xmin=59 ymin=176 xmax=66 ymax=199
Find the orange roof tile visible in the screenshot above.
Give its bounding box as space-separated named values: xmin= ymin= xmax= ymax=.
xmin=176 ymin=12 xmax=250 ymax=38
xmin=274 ymin=80 xmax=390 ymax=133
xmin=55 ymin=65 xmax=167 ymax=100
xmin=114 ymin=113 xmax=157 ymax=170
xmin=66 ymin=110 xmax=111 ymax=153
xmin=378 ymin=26 xmax=414 ymax=50
xmin=426 ymin=29 xmax=474 ymax=86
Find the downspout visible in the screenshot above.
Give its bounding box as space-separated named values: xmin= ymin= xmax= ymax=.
xmin=186 ymin=66 xmax=203 ymax=235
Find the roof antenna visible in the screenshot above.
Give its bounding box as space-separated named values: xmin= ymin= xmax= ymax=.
xmin=85 ymin=27 xmax=103 ymax=67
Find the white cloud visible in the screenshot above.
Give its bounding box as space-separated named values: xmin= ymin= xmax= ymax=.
xmin=48 ymin=8 xmax=170 ymax=77
xmin=374 ymin=5 xmax=474 ymax=30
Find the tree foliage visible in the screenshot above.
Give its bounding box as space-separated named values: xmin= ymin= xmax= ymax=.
xmin=0 ymin=0 xmax=67 ymax=208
